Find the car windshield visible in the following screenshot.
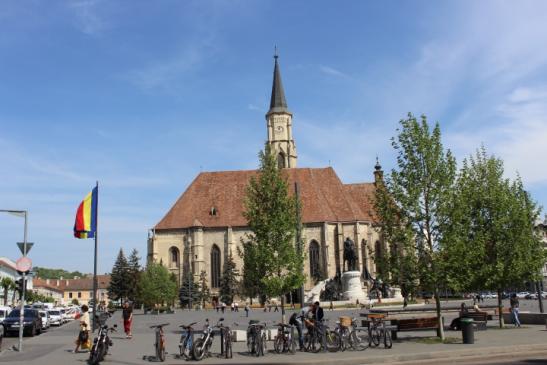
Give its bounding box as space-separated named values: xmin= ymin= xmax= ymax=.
xmin=8 ymin=310 xmax=21 ymax=317
xmin=0 ymin=310 xmax=6 ymax=316
xmin=49 ymin=310 xmax=60 ymax=315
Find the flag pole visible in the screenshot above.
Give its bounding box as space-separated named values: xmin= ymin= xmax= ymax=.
xmin=92 ymin=181 xmax=99 ymax=331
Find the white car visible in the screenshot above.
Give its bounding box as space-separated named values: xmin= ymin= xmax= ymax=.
xmin=38 ymin=310 xmax=51 ymax=330
xmin=0 ymin=306 xmax=11 ymax=324
xmin=59 ymin=308 xmax=69 ymax=324
xmin=48 ymin=309 xmax=63 ymax=326
xmin=516 ymin=291 xmax=530 ymax=299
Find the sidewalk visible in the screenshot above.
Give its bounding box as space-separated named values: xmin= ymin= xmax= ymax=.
xmin=1 ymin=310 xmax=546 ymax=365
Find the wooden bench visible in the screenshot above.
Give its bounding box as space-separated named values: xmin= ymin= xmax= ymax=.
xmin=462 ymin=312 xmax=489 ymax=330
xmin=390 ymin=317 xmax=439 ymax=340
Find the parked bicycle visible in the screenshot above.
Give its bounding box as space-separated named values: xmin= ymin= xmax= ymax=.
xmin=246 ymin=320 xmax=267 ymax=357
xmin=334 ymin=316 xmax=369 ymax=351
xmin=273 ymin=323 xmax=296 ymax=354
xmin=367 ymin=314 xmax=392 ymax=349
xmin=178 ymin=322 xmax=197 ymax=360
xmin=89 ymin=314 xmax=117 ymax=365
xmin=303 ymin=318 xmax=340 ymax=353
xmin=193 ymin=318 xmax=228 ymax=361
xmin=149 ymin=323 xmax=169 ymax=362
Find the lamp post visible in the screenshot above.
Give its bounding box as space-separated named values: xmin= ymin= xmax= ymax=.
xmin=0 ymin=209 xmax=29 ymax=352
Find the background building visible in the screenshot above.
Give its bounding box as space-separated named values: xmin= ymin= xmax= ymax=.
xmin=0 ymin=257 xmax=33 ymax=306
xmin=33 ymin=275 xmax=110 ymax=306
xmin=148 ymin=56 xmax=385 ymax=302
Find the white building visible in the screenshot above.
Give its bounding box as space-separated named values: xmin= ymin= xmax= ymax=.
xmin=0 ymin=257 xmax=33 ymax=306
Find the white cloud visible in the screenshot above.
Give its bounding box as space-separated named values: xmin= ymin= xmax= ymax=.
xmin=69 ymin=0 xmax=105 ymax=36
xmin=318 ymin=65 xmax=349 ymax=79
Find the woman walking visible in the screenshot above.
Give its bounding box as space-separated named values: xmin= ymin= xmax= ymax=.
xmin=74 ymin=305 xmax=91 ymax=353
xmin=122 ymin=302 xmax=133 ymax=339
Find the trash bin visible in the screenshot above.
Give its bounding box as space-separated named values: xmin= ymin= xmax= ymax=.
xmin=461 ymin=317 xmax=474 ymax=344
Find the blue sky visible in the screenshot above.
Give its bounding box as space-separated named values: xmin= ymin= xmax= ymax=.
xmin=1 ymin=1 xmax=547 ymax=273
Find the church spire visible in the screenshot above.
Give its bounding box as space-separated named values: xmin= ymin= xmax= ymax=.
xmin=268 ymin=49 xmax=290 ymax=115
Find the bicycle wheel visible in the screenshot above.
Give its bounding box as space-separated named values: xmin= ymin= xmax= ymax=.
xmin=288 ymin=334 xmax=296 ymax=354
xmin=193 ymin=338 xmax=206 ymax=361
xmin=350 ymin=329 xmax=369 ymax=351
xmin=310 ymin=332 xmax=321 ymax=353
xmin=225 ymin=332 xmax=233 ymax=359
xmin=384 ymin=329 xmax=392 ymax=349
xmin=274 ymin=335 xmax=283 ymax=354
xmin=326 ymin=330 xmax=341 ymax=352
xmin=369 ymin=326 xmax=380 ymax=347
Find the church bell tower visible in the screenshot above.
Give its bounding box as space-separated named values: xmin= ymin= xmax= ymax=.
xmin=266 ymin=53 xmax=297 ymax=168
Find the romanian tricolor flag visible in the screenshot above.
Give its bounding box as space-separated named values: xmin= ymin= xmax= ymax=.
xmin=74 ymin=186 xmax=98 ymax=239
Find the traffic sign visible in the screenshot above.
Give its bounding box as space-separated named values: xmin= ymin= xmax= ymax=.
xmin=16 ymin=257 xmax=32 ymax=273
xmin=17 ymin=242 xmax=33 ymax=255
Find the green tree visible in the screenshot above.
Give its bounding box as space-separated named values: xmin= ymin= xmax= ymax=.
xmin=34 ymin=267 xmax=86 ymax=279
xmin=444 ymin=148 xmax=545 ymax=328
xmin=374 ymin=113 xmax=456 ymax=339
xmin=219 ymin=250 xmax=239 ymax=305
xmin=108 ymin=248 xmax=130 ymax=304
xmin=238 ymin=241 xmax=265 ymax=304
xmin=138 ymin=262 xmax=178 ymax=309
xmin=126 ymin=249 xmax=142 ymax=303
xmin=243 ymin=144 xmax=305 ymax=323
xmin=197 ymin=270 xmax=211 ymax=308
xmin=179 ymin=271 xmax=199 ymax=309
xmin=1 ymin=277 xmax=15 ymax=306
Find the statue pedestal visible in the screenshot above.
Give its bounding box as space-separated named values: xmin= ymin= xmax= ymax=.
xmin=341 ymin=271 xmax=368 ymax=302
xmin=389 ymin=286 xmax=404 ymax=299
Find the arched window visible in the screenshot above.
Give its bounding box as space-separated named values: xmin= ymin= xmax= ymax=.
xmin=211 ymin=245 xmax=221 ymax=288
xmin=169 ymin=246 xmax=180 ymax=268
xmin=277 ymin=152 xmax=285 ymax=169
xmin=309 ymin=240 xmax=321 ymax=280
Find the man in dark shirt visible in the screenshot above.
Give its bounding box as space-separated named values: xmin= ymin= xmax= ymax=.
xmin=510 ymin=294 xmax=521 ymax=327
xmin=122 ymin=302 xmax=133 ymax=339
xmin=313 ymin=301 xmax=327 ymax=352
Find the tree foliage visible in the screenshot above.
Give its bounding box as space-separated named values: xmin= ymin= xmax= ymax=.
xmin=179 ymin=271 xmax=199 ymax=309
xmin=243 ymin=144 xmax=305 ymax=320
xmin=197 ymin=270 xmax=211 ymax=308
xmin=219 ymin=250 xmax=239 ymax=305
xmin=443 ymin=147 xmax=545 ymax=327
xmin=374 ymin=113 xmax=456 ymax=339
xmin=1 ymin=277 xmax=15 ymax=306
xmin=34 ymin=267 xmax=86 ymax=279
xmin=138 ymin=262 xmax=178 ymax=308
xmin=126 ymin=249 xmax=142 ymax=303
xmin=107 ymin=248 xmax=130 ymax=303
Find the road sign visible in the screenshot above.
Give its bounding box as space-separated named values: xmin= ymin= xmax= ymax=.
xmin=17 ymin=242 xmax=34 ymax=255
xmin=16 ymin=257 xmax=32 ymax=273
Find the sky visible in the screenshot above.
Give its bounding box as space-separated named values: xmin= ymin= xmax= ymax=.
xmin=1 ymin=0 xmax=547 ymax=274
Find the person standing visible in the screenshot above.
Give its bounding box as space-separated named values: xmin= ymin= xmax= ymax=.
xmin=274 ymin=303 xmax=279 ymax=312
xmin=244 ymin=303 xmax=250 ymax=317
xmin=122 ymin=302 xmax=133 ymax=339
xmin=74 ymin=305 xmax=90 ymax=353
xmin=510 ymin=294 xmax=521 ymax=327
xmin=289 ymin=311 xmax=304 ymax=351
xmin=235 ymin=302 xmax=239 ymax=312
xmin=313 ymin=301 xmax=327 ymax=352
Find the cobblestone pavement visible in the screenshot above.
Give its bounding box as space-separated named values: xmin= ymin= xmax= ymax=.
xmin=0 ymin=301 xmax=546 ymax=364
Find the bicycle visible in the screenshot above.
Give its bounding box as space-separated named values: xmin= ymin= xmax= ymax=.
xmin=178 ymin=322 xmax=196 ymax=360
xmin=367 ymin=314 xmax=392 ymax=349
xmin=335 ymin=316 xmax=369 ymax=351
xmin=149 ymin=323 xmax=169 ymax=362
xmin=246 ymin=320 xmax=267 ymax=357
xmin=303 ymin=319 xmax=340 ymax=353
xmin=218 ymin=319 xmax=233 ymax=359
xmin=273 ymin=323 xmax=296 ymax=354
xmin=192 ymin=318 xmax=227 ymax=361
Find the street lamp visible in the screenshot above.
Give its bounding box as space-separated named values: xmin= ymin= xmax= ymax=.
xmin=0 ymin=209 xmax=29 ymax=352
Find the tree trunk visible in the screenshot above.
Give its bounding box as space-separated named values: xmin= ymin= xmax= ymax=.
xmin=3 ymin=288 xmax=7 ymax=306
xmin=497 ymin=288 xmax=505 ymax=329
xmin=281 ymin=295 xmax=286 ymax=324
xmin=433 ymin=287 xmax=445 ymax=340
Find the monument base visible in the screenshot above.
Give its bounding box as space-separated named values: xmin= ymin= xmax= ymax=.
xmin=341 ymin=271 xmax=368 ymax=302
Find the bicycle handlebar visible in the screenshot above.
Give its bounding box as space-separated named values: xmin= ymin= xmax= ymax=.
xmin=149 ymin=323 xmax=170 ymax=329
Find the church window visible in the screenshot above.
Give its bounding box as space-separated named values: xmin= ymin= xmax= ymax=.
xmin=169 ymin=246 xmax=180 ymax=268
xmin=211 ymin=245 xmax=221 ymax=288
xmin=209 ymin=207 xmax=217 ymax=216
xmin=309 ymin=240 xmax=321 ymax=280
xmin=277 ymin=152 xmax=285 ymax=169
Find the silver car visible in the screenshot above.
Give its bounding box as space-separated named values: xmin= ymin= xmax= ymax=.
xmin=39 ymin=310 xmax=51 ymax=330
xmin=48 ymin=309 xmax=63 ymax=326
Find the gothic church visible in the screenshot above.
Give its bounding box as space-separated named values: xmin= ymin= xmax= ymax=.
xmin=147 ymin=55 xmax=385 ymax=300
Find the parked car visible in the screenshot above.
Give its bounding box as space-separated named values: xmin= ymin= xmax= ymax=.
xmin=0 ymin=306 xmax=11 ymax=324
xmin=516 ymin=292 xmax=530 ymax=299
xmin=59 ymin=308 xmax=69 ymax=324
xmin=2 ymin=309 xmax=42 ymax=336
xmin=38 ymin=310 xmax=51 ymax=330
xmin=48 ymin=309 xmax=63 ymax=326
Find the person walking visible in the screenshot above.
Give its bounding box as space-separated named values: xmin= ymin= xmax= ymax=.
xmin=510 ymin=294 xmax=521 ymax=327
xmin=235 ymin=302 xmax=239 ymax=312
xmin=221 ymin=302 xmax=226 ymax=314
xmin=74 ymin=304 xmax=90 ymax=353
xmin=244 ymin=303 xmax=250 ymax=317
xmin=274 ymin=303 xmax=279 ymax=312
xmin=122 ymin=301 xmax=133 ymax=339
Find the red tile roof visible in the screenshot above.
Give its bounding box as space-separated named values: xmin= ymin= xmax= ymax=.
xmin=155 ymin=167 xmax=377 ymax=230
xmin=33 ymin=275 xmax=111 ymax=291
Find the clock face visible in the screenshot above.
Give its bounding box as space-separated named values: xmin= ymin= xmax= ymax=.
xmin=275 ymin=125 xmax=284 ymax=133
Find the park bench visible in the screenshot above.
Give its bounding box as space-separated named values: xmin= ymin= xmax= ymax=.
xmin=390 ymin=317 xmax=439 ymax=340
xmin=462 ymin=312 xmax=489 ymax=330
